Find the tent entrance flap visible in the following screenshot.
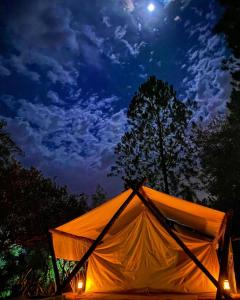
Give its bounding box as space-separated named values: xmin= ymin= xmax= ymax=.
xmin=49 ymin=184 xmax=233 ymax=298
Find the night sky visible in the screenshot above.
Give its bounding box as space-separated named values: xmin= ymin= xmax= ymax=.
xmin=0 ymin=0 xmax=231 ymax=196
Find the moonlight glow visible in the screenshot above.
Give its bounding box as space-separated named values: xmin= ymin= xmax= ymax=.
xmin=147 ymin=3 xmax=155 ymax=12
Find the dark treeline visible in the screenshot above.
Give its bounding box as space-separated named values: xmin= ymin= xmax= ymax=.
xmin=1 ymin=0 xmax=240 ymax=298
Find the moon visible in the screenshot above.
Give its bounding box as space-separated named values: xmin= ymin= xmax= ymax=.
xmin=147 ymin=3 xmax=155 ymax=12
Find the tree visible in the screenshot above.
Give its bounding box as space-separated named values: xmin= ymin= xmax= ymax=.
xmin=0 ymin=161 xmax=89 ymax=297
xmin=197 ymin=119 xmax=240 ymax=218
xmin=214 ymin=0 xmax=240 ymax=121
xmin=212 ymin=0 xmax=240 ymax=211
xmin=214 ymin=0 xmax=240 ymax=60
xmin=91 ymin=185 xmax=107 ymax=208
xmin=196 ymin=116 xmax=240 ymax=287
xmin=0 ymin=120 xmax=22 ymax=169
xmin=0 ymin=120 xmax=89 ymax=297
xmin=213 ymin=0 xmax=240 ymax=282
xmin=0 ymin=162 xmax=88 ymax=246
xmin=110 ymin=76 xmax=196 ymax=198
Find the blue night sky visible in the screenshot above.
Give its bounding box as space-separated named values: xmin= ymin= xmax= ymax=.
xmin=0 ymin=0 xmax=231 ymax=196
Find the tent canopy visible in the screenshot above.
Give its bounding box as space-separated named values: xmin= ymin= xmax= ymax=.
xmin=51 ymin=186 xmax=227 ymax=294
xmin=54 ymin=186 xmax=225 ymax=241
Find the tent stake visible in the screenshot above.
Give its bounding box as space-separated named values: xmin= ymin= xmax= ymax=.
xmin=216 ymin=211 xmax=233 ymax=300
xmin=47 ymin=231 xmax=61 ymax=295
xmin=58 ymin=181 xmax=144 ymax=294
xmin=136 ymin=189 xmax=232 ymax=300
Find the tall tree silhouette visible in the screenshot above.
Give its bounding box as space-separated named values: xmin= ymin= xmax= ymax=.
xmin=110 ymin=76 xmax=196 ymax=198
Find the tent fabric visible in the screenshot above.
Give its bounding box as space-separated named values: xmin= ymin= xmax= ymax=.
xmin=85 ymin=210 xmax=219 ymax=293
xmin=51 ymin=186 xmax=227 ymax=294
xmin=55 ymin=187 xmax=225 ymax=241
xmin=51 ymin=229 xmax=91 ymax=261
xmin=141 ymin=187 xmax=225 ymax=238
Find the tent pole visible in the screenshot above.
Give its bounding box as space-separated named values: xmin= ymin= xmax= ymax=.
xmin=216 ymin=211 xmax=233 ymax=300
xmin=60 ymin=180 xmax=144 ymax=293
xmin=47 ymin=231 xmax=61 ymax=295
xmin=136 ymin=190 xmax=232 ymax=300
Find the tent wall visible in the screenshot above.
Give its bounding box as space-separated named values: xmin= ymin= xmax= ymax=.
xmin=85 ymin=210 xmax=219 ymax=293
xmin=51 ymin=230 xmax=91 ymax=261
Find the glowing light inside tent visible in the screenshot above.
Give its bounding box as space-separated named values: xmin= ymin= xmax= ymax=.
xmin=86 ymin=279 xmax=92 ymax=291
xmin=147 ymin=3 xmax=155 ymax=12
xmin=223 ymin=279 xmax=230 ymax=290
xmin=78 ymin=280 xmax=83 ymax=290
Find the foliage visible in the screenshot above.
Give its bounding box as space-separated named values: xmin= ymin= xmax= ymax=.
xmin=211 ymin=0 xmax=240 ymax=286
xmin=91 ymin=185 xmax=107 ymax=208
xmin=0 ymin=245 xmax=25 ymax=298
xmin=0 ymin=162 xmax=88 ymax=297
xmin=110 ymin=76 xmax=197 ymax=198
xmin=214 ymin=0 xmax=240 ymax=122
xmin=197 ymin=120 xmax=240 ymax=221
xmin=197 ymin=0 xmax=240 ymax=255
xmin=214 ymin=0 xmax=240 ymax=60
xmin=0 ymin=120 xmax=89 ymax=298
xmin=0 ymin=120 xmax=22 ymax=169
xmin=196 ymin=115 xmax=240 ymax=286
xmin=0 ymin=161 xmax=88 ymax=247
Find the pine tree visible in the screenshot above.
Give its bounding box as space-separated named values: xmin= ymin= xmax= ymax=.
xmin=110 ymin=76 xmax=196 ymax=198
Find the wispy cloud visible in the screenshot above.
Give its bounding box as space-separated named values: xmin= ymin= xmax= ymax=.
xmin=0 ymin=90 xmax=127 ymax=194
xmin=181 ymin=5 xmax=231 ymax=122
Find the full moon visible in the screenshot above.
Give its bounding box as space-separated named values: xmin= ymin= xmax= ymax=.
xmin=147 ymin=3 xmax=155 ymax=12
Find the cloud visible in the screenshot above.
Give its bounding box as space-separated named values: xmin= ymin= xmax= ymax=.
xmin=180 ymin=0 xmax=192 ymax=10
xmin=114 ymin=25 xmax=127 ymax=39
xmin=174 ymin=16 xmax=181 ymax=22
xmin=102 ymin=16 xmax=111 ymax=28
xmin=82 ymin=25 xmax=104 ymax=48
xmin=109 ymin=53 xmax=121 ymax=64
xmin=0 ymin=65 xmax=11 ymax=76
xmin=1 ymin=91 xmax=127 ymax=195
xmin=121 ymin=40 xmax=146 ymax=57
xmin=0 ymin=94 xmax=16 ymax=110
xmin=11 ymin=55 xmax=41 ymax=82
xmin=47 ymin=91 xmax=65 ymax=105
xmin=122 ymin=0 xmax=135 ymax=12
xmin=7 ymin=1 xmax=78 ymax=51
xmin=0 ymin=0 xmax=153 ymax=84
xmin=182 ymin=8 xmax=231 ymax=122
xmin=80 ymin=43 xmax=103 ymax=69
xmin=0 ymin=1 xmax=80 ymax=85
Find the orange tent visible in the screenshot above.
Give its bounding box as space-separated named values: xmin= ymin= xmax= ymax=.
xmin=49 ymin=186 xmax=236 ymax=297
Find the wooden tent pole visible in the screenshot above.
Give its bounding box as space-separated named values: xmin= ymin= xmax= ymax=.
xmin=59 ymin=181 xmax=144 ymax=294
xmin=216 ymin=211 xmax=233 ymax=300
xmin=47 ymin=231 xmax=61 ymax=294
xmin=135 ymin=190 xmax=232 ymax=300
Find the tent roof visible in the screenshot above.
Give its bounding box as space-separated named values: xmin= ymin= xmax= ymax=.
xmin=55 ymin=186 xmax=225 ymax=240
